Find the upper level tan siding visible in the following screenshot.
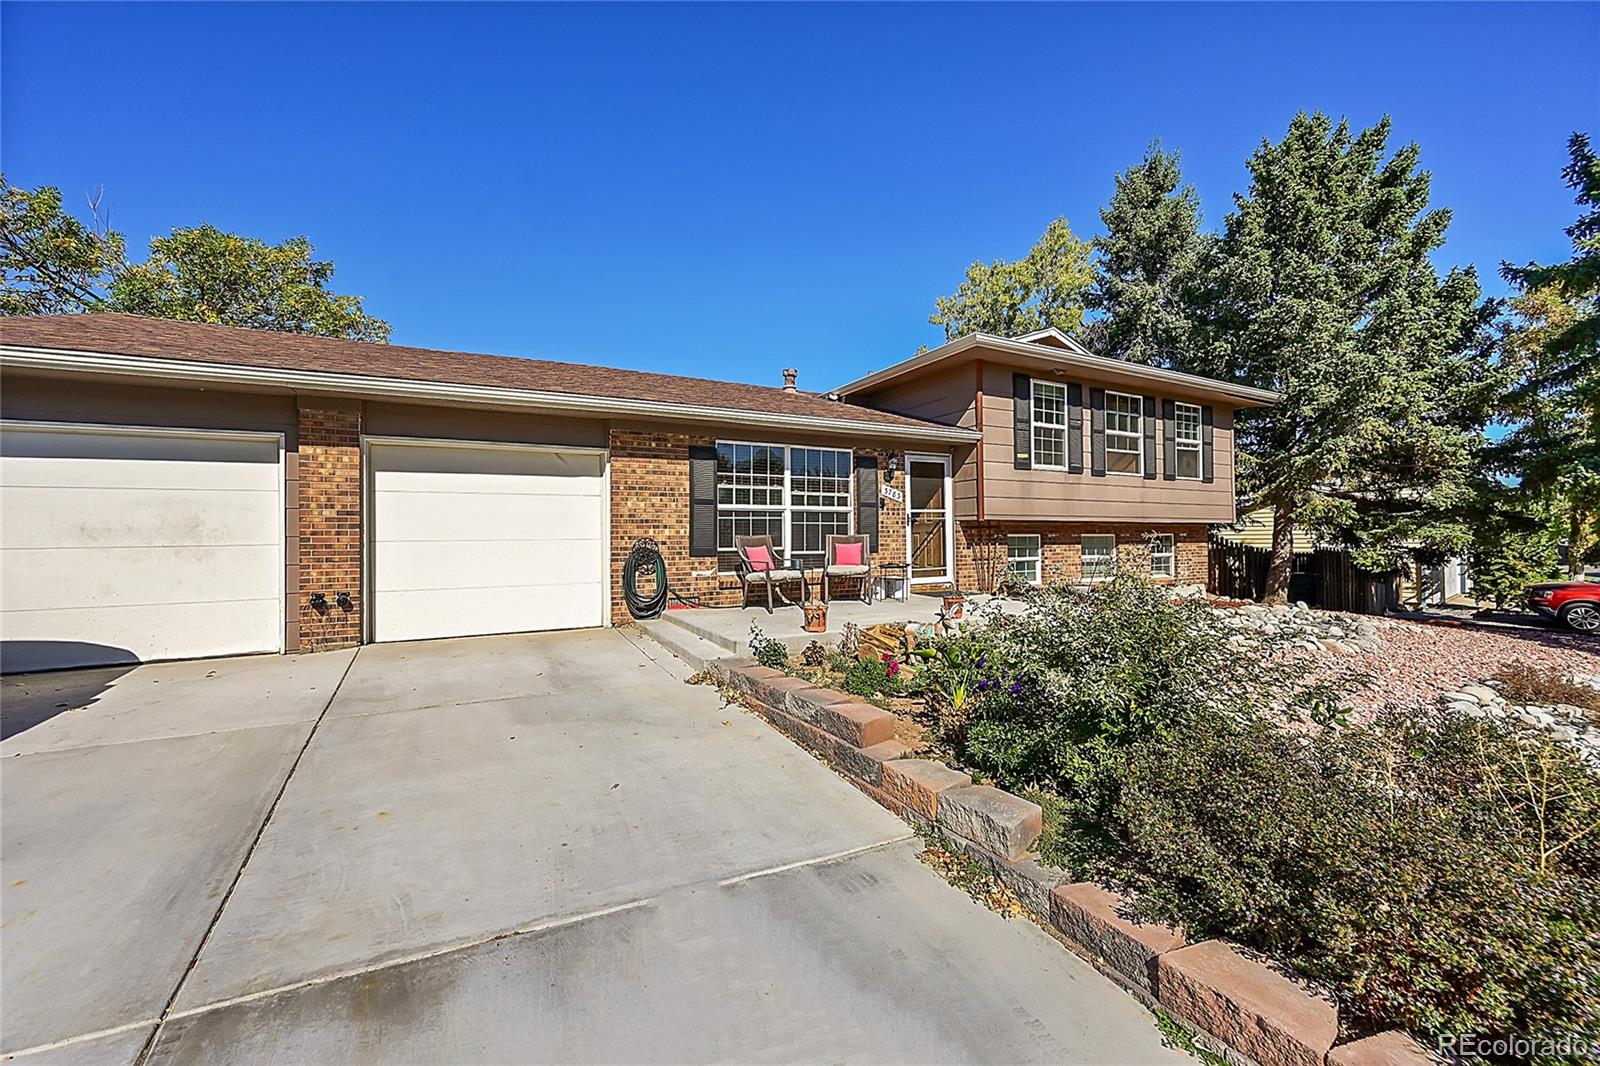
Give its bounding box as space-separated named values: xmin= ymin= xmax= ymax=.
xmin=976 ymin=362 xmax=1237 ymax=524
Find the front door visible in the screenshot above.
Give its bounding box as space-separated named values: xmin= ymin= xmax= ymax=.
xmin=906 ymin=454 xmax=953 ymax=585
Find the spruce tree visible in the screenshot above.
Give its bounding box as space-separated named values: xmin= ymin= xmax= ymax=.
xmin=1084 ymin=143 xmax=1208 ymax=367
xmin=1192 ymin=114 xmax=1498 ymax=601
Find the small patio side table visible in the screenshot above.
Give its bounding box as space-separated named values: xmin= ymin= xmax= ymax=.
xmin=876 ymin=562 xmax=910 ymax=604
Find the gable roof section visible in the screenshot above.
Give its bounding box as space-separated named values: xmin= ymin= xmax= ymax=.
xmin=0 ymin=313 xmax=978 ymax=443
xmin=835 ymin=331 xmax=1282 ymax=407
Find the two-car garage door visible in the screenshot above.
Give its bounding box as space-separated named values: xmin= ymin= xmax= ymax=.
xmin=0 ymin=424 xmax=285 ymax=673
xmin=0 ymin=425 xmax=607 ymax=673
xmin=367 ymin=440 xmax=606 ymax=643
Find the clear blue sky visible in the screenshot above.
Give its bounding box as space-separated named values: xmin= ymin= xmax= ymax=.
xmin=4 ymin=2 xmax=1596 ymax=390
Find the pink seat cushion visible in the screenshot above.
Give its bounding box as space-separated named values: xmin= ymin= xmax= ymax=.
xmin=745 ymin=545 xmax=774 ymax=572
xmin=834 ymin=542 xmax=863 ymax=566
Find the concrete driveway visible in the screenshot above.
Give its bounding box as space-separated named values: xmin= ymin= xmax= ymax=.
xmin=2 ymin=629 xmax=1184 ymax=1065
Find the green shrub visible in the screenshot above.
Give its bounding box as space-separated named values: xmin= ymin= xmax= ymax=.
xmin=1107 ymin=709 xmax=1599 ymax=1053
xmin=843 ymin=656 xmax=903 ymax=698
xmin=746 ymin=622 xmax=790 ymax=671
xmin=927 ymin=575 xmax=1600 ymax=1059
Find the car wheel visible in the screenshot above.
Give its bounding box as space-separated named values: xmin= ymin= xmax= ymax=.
xmin=1559 ymin=602 xmax=1600 ymax=633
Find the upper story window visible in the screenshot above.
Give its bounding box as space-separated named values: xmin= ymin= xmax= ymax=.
xmin=1174 ymin=402 xmax=1202 ymax=480
xmin=1031 ymin=380 xmax=1068 ymax=470
xmin=1106 ymin=392 xmax=1143 ymax=475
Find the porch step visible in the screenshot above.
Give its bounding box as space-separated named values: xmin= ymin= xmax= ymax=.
xmin=633 ymin=617 xmax=734 ymax=673
xmin=653 ymin=608 xmax=746 ymax=654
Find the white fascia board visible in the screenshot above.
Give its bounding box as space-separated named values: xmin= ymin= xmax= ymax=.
xmin=0 ymin=345 xmax=982 ymax=445
xmin=834 ymin=333 xmax=1283 ymax=406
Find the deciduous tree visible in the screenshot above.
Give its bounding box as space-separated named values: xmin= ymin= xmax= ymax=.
xmin=0 ymin=177 xmax=390 ymax=341
xmin=929 ymin=217 xmax=1093 ymax=339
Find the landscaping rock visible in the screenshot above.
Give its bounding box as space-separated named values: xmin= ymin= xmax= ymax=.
xmin=1156 ymin=941 xmax=1338 ymax=1066
xmin=1050 ymin=883 xmax=1184 ymax=994
xmin=1326 ymin=1031 xmax=1437 ymax=1066
xmin=784 ymin=689 xmax=897 ymax=747
xmin=936 ymin=785 xmax=1043 ymax=861
xmin=831 ymin=739 xmax=912 ymax=786
xmin=1459 ymin=684 xmax=1499 ymax=706
xmin=881 ymin=759 xmax=971 ymax=819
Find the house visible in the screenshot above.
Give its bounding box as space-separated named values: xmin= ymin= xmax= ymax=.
xmin=0 ymin=314 xmax=1276 ymax=672
xmin=1218 ymin=505 xmax=1474 ymax=608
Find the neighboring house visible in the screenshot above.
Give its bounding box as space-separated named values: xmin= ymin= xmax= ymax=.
xmin=1218 ymin=506 xmax=1473 ymax=607
xmin=0 ymin=315 xmax=1275 ymax=672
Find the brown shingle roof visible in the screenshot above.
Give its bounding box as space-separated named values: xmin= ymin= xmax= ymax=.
xmin=0 ymin=313 xmax=966 ymax=437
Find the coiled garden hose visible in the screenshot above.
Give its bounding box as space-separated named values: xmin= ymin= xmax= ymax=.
xmin=622 ymin=537 xmax=701 ymax=619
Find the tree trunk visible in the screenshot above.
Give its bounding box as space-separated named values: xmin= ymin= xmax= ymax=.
xmin=1570 ymin=507 xmax=1584 ymax=578
xmin=1263 ymin=502 xmax=1296 ymax=604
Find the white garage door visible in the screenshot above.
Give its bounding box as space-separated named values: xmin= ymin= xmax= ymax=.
xmin=368 ymin=440 xmax=606 ymax=643
xmin=0 ymin=423 xmax=284 ymax=673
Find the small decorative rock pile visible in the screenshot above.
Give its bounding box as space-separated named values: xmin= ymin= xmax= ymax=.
xmin=1213 ymin=601 xmax=1386 ymax=656
xmin=1441 ymin=675 xmax=1600 ymax=771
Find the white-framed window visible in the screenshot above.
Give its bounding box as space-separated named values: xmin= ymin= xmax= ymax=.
xmin=1081 ymin=534 xmax=1117 ymax=581
xmin=1031 ymin=379 xmax=1069 ymax=470
xmin=1106 ymin=392 xmax=1143 ymax=475
xmin=1173 ymin=402 xmax=1202 ymax=480
xmin=788 ymin=446 xmax=853 ymax=567
xmin=1149 ymin=533 xmax=1175 ymax=579
xmin=1007 ymin=534 xmax=1042 ymax=585
xmin=715 ymin=441 xmax=852 ymax=569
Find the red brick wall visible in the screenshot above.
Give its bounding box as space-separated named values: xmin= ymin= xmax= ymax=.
xmin=608 ymin=429 xmax=909 ymax=623
xmin=296 ymin=402 xmax=363 ymax=651
xmin=954 ymin=521 xmax=1209 ymax=593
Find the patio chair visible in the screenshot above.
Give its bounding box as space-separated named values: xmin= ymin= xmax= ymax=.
xmin=822 ymin=534 xmax=873 ymax=604
xmin=734 ymin=535 xmax=807 ymax=613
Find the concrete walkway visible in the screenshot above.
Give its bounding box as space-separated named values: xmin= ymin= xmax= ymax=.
xmin=2 ymin=629 xmax=1183 ymax=1065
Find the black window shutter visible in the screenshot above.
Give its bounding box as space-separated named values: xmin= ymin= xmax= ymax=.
xmin=1067 ymin=383 xmax=1084 ymax=473
xmin=688 ymin=445 xmax=718 ymax=557
xmin=1162 ymin=399 xmax=1177 ymax=481
xmin=855 ymin=455 xmax=880 ymax=551
xmin=1142 ymin=396 xmax=1157 ymax=480
xmin=1012 ymin=373 xmax=1032 ymax=470
xmin=1089 ymin=388 xmax=1107 ymax=477
xmin=1201 ymin=406 xmax=1216 ymax=483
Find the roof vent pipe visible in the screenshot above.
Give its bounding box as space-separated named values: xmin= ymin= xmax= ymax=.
xmin=781 ymin=368 xmax=798 ymax=392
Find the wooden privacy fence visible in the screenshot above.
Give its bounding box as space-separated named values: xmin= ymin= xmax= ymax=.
xmin=1208 ymin=534 xmax=1399 ymax=615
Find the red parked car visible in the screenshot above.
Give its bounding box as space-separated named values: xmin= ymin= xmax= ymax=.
xmin=1528 ymin=580 xmax=1600 ymax=633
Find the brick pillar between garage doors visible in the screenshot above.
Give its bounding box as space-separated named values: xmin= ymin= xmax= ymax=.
xmin=297 ymin=401 xmax=363 ymax=652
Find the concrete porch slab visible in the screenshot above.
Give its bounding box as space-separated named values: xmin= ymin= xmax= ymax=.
xmin=653 ymin=593 xmax=1024 ymax=655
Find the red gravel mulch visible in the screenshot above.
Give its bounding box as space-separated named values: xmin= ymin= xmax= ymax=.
xmin=1336 ymin=620 xmax=1599 ymax=711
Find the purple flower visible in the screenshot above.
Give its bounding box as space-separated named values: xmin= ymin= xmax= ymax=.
xmin=1008 ymin=680 xmax=1024 ymax=696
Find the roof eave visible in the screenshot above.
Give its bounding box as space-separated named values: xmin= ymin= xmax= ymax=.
xmin=0 ymin=344 xmax=982 ymax=445
xmin=835 ymin=332 xmax=1282 ymax=407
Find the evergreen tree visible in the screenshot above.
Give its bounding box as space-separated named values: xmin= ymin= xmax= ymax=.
xmin=1191 ymin=114 xmax=1498 ymax=601
xmin=1084 ymin=143 xmax=1208 ymax=367
xmin=1490 ymin=133 xmax=1599 ymax=575
xmin=929 ymin=217 xmax=1093 ymax=339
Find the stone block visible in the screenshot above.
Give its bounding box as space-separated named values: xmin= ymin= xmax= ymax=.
xmin=995 ymin=855 xmax=1067 ymax=917
xmin=723 ymin=663 xmax=784 ymax=700
xmin=750 ymin=673 xmax=816 ymax=712
xmin=792 ymin=694 xmax=897 ymax=748
xmin=936 ymin=785 xmax=1043 ymax=861
xmin=1327 ymin=1031 xmax=1437 ymax=1066
xmin=881 ymin=759 xmax=971 ymax=819
xmin=1050 ymin=883 xmax=1184 ymax=992
xmin=1156 ymin=941 xmax=1337 ymax=1066
xmin=831 ymin=739 xmax=912 ymax=786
